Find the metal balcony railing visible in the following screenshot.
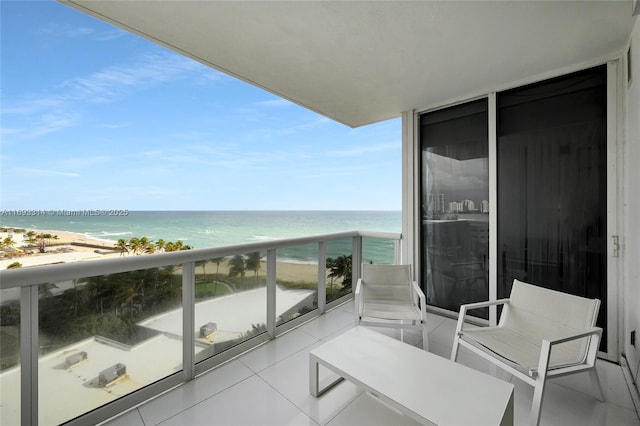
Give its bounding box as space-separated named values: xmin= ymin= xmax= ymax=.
xmin=0 ymin=230 xmax=401 ymax=426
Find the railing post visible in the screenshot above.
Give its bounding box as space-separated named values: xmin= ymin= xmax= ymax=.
xmin=394 ymin=239 xmax=402 ymax=264
xmin=317 ymin=242 xmax=327 ymax=314
xmin=352 ymin=236 xmax=362 ymax=285
xmin=182 ymin=262 xmax=195 ymax=381
xmin=266 ymin=249 xmax=276 ymax=338
xmin=20 ymin=285 xmax=38 ymax=426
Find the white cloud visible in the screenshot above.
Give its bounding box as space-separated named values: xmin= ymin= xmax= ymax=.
xmin=253 ymin=99 xmax=294 ymax=107
xmin=12 ymin=167 xmax=80 ymax=178
xmin=2 ymin=52 xmax=213 ymax=140
xmin=328 ymin=141 xmax=399 ymax=158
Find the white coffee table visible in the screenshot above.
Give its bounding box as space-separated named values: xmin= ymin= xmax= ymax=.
xmin=310 ymin=326 xmax=514 ymax=425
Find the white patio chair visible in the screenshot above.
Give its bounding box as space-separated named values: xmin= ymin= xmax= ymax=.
xmin=451 ymin=279 xmax=604 ymax=426
xmin=355 ymin=264 xmax=428 ymax=350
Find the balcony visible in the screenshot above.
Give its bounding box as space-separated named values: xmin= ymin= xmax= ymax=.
xmin=104 ymin=306 xmax=638 ymax=426
xmin=1 ymin=230 xmax=638 ymax=425
xmin=0 ymin=231 xmax=399 ymax=425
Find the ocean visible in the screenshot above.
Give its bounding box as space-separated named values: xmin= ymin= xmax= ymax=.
xmin=0 ymin=210 xmax=401 ymax=264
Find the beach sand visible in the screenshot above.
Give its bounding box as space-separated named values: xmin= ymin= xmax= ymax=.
xmin=0 ymin=230 xmax=324 ymax=283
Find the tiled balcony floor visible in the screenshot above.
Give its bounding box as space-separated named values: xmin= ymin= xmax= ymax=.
xmin=103 ymin=302 xmax=640 ymax=426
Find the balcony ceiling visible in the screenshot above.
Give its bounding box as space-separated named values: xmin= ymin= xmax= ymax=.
xmin=61 ymin=1 xmax=635 ymax=128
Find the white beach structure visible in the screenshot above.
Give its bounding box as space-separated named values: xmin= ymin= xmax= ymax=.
xmin=139 ymin=286 xmax=315 ymax=345
xmin=0 ymin=286 xmax=314 ymax=426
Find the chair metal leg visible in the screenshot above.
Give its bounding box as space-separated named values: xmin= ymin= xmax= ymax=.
xmin=589 ymin=368 xmax=606 ymax=402
xmin=422 ymin=324 xmax=429 ymax=351
xmin=529 ymin=340 xmax=552 ymax=426
xmin=529 ymin=377 xmax=546 ymax=426
xmin=450 ymin=333 xmax=461 ymax=361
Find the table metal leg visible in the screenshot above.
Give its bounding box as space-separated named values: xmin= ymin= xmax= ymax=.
xmin=309 ymin=354 xmax=345 ymax=397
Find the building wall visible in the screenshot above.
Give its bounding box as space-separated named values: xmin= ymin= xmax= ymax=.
xmin=625 ymin=16 xmax=640 ymax=388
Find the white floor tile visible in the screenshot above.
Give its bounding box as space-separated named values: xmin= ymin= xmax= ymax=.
xmin=138 ymin=360 xmax=254 ymax=425
xmin=510 ymin=373 xmax=640 ymax=426
xmin=101 ymin=310 xmax=640 ymax=426
xmin=101 ymin=408 xmax=145 ymax=426
xmin=258 ymin=341 xmax=363 ymax=425
xmin=550 ymin=359 xmax=637 ymax=411
xmin=238 ymin=328 xmax=318 ymax=373
xmin=297 ymin=308 xmax=355 ymax=340
xmin=158 ymin=375 xmax=318 ymax=426
xmin=326 ymin=392 xmax=421 ymax=426
xmin=424 ymin=316 xmax=457 ymax=359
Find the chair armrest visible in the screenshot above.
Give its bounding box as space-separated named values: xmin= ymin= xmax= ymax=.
xmin=460 ymin=298 xmax=511 ymax=311
xmin=355 ymin=278 xmax=363 ymax=296
xmin=537 ymin=327 xmax=602 ymax=375
xmin=411 ymin=281 xmax=427 ymax=319
xmin=455 ymin=298 xmax=511 ymax=335
xmin=545 ymin=327 xmax=602 ymax=346
xmin=354 ymin=278 xmax=363 ymax=321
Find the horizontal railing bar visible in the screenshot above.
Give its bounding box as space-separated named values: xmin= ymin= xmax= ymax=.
xmin=0 ymin=230 xmax=401 ymax=289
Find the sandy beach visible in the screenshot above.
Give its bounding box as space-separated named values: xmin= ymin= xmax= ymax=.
xmin=0 ymin=229 xmax=323 ymax=283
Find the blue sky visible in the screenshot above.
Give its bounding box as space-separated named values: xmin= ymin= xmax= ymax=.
xmin=0 ymin=0 xmax=401 ymax=211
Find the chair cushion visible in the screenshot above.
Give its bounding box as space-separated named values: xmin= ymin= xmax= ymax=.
xmin=363 ymin=300 xmax=422 ymax=321
xmin=461 ymin=318 xmax=587 ymax=376
xmin=460 ymin=279 xmax=598 ymax=375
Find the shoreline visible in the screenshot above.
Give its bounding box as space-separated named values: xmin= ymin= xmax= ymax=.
xmin=0 ymin=229 xmax=325 ymax=284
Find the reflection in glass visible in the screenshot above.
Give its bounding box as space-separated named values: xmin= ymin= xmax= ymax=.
xmin=36 ymin=267 xmax=183 ymax=425
xmin=497 ymin=66 xmax=607 ymax=347
xmin=362 ymin=236 xmax=396 ymax=265
xmin=325 ymin=238 xmax=353 ymax=303
xmin=0 ymin=288 xmax=20 ymax=426
xmin=420 ymin=99 xmax=489 ymax=318
xmin=276 ymin=244 xmax=318 ymax=327
xmin=194 ymin=252 xmax=268 ymax=361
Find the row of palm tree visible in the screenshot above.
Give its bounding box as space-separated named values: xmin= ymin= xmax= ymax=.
xmin=0 ymin=237 xmax=16 ymax=250
xmin=114 ymin=237 xmax=192 ymax=255
xmin=227 ymin=252 xmax=262 ymax=286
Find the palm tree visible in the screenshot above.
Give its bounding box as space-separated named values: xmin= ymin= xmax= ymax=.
xmin=326 ymin=257 xmax=336 ymax=292
xmin=155 ymin=239 xmax=165 ymax=253
xmin=228 ymin=255 xmax=246 ymax=286
xmin=212 ymin=257 xmax=224 ymax=296
xmin=115 ymin=239 xmax=129 ymax=256
xmin=245 ymin=252 xmax=262 ymax=285
xmin=139 ymin=236 xmax=152 ymax=254
xmin=1 ymin=237 xmax=16 ymax=250
xmin=327 ymin=254 xmax=353 ymax=289
xmin=128 ymin=237 xmax=142 ymax=255
xmin=26 ymin=231 xmax=38 ymax=246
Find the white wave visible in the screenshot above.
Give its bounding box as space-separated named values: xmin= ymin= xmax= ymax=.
xmin=92 ymin=231 xmax=133 ymax=237
xmin=252 ymin=235 xmax=280 ymax=241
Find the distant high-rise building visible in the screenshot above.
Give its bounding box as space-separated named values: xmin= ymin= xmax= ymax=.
xmin=462 ymin=199 xmax=475 ymax=211
xmin=427 ymin=193 xmax=445 ymax=213
xmin=481 ymin=200 xmax=489 ymax=213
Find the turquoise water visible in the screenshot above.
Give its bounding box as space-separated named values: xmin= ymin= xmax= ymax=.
xmin=1 ymin=211 xmax=401 ymax=263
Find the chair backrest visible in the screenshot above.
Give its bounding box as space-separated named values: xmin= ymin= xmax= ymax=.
xmin=361 ymin=264 xmax=413 ymax=303
xmin=503 ymin=279 xmax=600 ymax=367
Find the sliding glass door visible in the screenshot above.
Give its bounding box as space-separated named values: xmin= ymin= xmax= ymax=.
xmin=419 ymin=65 xmax=609 ymax=346
xmin=420 ymin=99 xmax=489 ymax=318
xmin=497 ymin=65 xmax=608 ymax=347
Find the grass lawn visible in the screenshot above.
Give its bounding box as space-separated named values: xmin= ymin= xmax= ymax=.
xmin=195 ymin=281 xmax=232 ymax=298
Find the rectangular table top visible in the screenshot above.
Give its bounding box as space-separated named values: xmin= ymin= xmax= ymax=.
xmin=310 ymin=327 xmax=514 ymax=425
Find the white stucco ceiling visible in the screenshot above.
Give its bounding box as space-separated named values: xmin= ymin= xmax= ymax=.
xmin=61 ymin=0 xmax=635 ymax=128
